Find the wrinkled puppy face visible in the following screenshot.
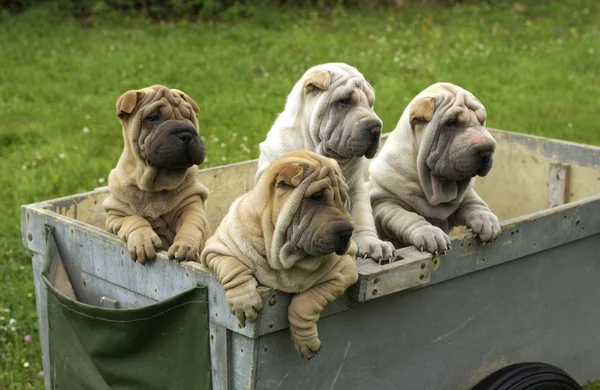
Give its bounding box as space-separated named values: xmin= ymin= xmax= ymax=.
xmin=410 ymin=90 xmax=496 ymax=181
xmin=303 ymin=69 xmax=383 ymax=159
xmin=272 ymin=155 xmax=355 ymax=258
xmin=116 ymin=85 xmax=205 ymax=170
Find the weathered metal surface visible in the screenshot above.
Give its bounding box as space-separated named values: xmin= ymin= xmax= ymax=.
xmin=254 ymin=234 xmax=600 ymax=390
xmin=349 ymin=248 xmax=432 ymax=301
xmin=477 ymin=130 xmax=600 ymax=221
xmin=229 ymin=332 xmax=259 ymax=390
xmin=348 ymin=194 xmax=600 ymax=301
xmin=20 ymin=177 xmax=600 ymax=320
xmin=549 ymin=163 xmax=570 ymax=208
xmin=19 ymin=129 xmax=600 ymax=390
xmin=197 ymin=160 xmax=257 ymax=231
xmin=99 ymin=296 xmax=120 ymax=308
xmin=209 ymin=322 xmax=229 ymax=390
xmin=31 ymin=253 xmax=51 ymax=390
xmin=488 ymin=128 xmax=600 ymax=169
xmin=21 ymin=205 xmax=265 ymax=337
xmin=427 ymin=194 xmax=600 ymax=287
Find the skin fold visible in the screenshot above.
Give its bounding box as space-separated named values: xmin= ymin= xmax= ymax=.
xmin=103 ymin=85 xmax=210 ymax=264
xmin=368 ymin=83 xmax=501 ymax=255
xmin=201 ymin=151 xmax=359 ymax=359
xmin=256 ymin=63 xmax=395 ymax=264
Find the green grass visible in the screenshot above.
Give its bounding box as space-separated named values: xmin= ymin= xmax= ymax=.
xmin=0 ymin=1 xmax=599 ymax=388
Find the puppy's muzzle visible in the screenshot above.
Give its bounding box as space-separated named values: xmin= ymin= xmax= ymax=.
xmin=363 ymin=119 xmax=383 ymax=159
xmin=146 ymin=121 xmax=206 ymax=169
xmin=475 ymin=147 xmax=495 ymax=177
xmin=335 ymin=228 xmax=353 ymax=255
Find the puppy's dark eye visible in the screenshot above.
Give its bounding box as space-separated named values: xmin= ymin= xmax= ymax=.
xmin=146 ymin=114 xmax=160 ymax=123
xmin=446 ymin=118 xmax=457 ymax=127
xmin=338 ymin=98 xmax=352 ymax=108
xmin=310 ymin=191 xmax=324 ymax=201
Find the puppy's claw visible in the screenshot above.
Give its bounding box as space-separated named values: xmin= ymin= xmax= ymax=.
xmin=420 ymin=247 xmax=424 ymax=252
xmin=442 ymin=250 xmax=447 ymax=255
xmin=434 ymin=251 xmax=438 ymax=256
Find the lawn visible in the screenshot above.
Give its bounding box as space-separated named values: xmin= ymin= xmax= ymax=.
xmin=0 ymin=0 xmax=599 ymax=388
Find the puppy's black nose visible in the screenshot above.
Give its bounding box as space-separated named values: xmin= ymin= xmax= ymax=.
xmin=338 ymin=229 xmax=353 ymax=243
xmin=176 ymin=132 xmax=193 ymax=144
xmin=369 ymin=126 xmax=381 ymax=137
xmin=479 ymin=150 xmax=493 ymax=160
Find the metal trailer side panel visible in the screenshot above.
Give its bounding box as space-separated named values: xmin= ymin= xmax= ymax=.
xmin=254 ymin=234 xmax=600 ymax=390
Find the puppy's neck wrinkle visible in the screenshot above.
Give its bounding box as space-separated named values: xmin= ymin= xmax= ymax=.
xmin=416 ymin=93 xmax=469 ymax=205
xmin=114 ymin=146 xmax=195 ymax=192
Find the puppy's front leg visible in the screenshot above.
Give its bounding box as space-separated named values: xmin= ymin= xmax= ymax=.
xmin=372 ymin=198 xmax=451 ymax=255
xmin=104 ymin=200 xmax=162 ymax=264
xmin=203 ymin=252 xmax=263 ymax=327
xmin=169 ymin=195 xmax=209 ymax=262
xmin=288 ymin=255 xmax=358 ymax=359
xmin=349 ymin=179 xmax=396 ymax=263
xmin=453 ymin=189 xmax=501 ymax=243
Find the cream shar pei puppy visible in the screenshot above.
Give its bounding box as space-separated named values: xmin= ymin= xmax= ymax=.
xmin=369 ymin=83 xmax=501 ymax=254
xmin=103 ymin=85 xmax=209 ymax=264
xmin=201 ymin=150 xmax=358 ymax=359
xmin=256 ymin=63 xmax=395 ymax=263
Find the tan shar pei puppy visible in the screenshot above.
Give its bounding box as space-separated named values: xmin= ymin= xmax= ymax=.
xmin=201 ymin=150 xmax=358 ymax=359
xmin=103 ymin=85 xmax=209 ymax=264
xmin=368 ymin=83 xmax=501 ymax=255
xmin=256 ymin=63 xmax=395 ymax=263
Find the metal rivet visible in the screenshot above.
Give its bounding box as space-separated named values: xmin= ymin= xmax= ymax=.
xmin=421 ymin=263 xmax=425 ymax=269
xmin=27 ymin=233 xmax=33 ymax=242
xmin=372 ymin=289 xmax=378 ymax=296
xmin=419 ymin=275 xmax=424 ymax=280
xmin=268 ymin=295 xmax=277 ymax=306
xmin=373 ymin=278 xmax=379 ymax=284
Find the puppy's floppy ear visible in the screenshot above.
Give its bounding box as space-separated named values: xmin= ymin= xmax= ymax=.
xmin=276 ymin=164 xmax=304 ymax=187
xmin=409 ymin=96 xmax=436 ymax=127
xmin=304 ymin=70 xmax=331 ymax=96
xmin=173 ymin=89 xmax=200 ymax=114
xmin=116 ymin=90 xmax=141 ymax=118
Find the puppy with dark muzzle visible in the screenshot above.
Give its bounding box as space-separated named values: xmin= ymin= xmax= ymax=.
xmin=103 ymin=85 xmax=210 ymax=264
xmin=201 ymin=150 xmax=358 ymax=359
xmin=368 ymin=83 xmax=501 ymax=255
xmin=256 ymin=63 xmax=395 ymax=264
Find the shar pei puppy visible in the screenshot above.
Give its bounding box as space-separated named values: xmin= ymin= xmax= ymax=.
xmin=103 ymin=85 xmax=210 ymax=264
xmin=201 ymin=150 xmax=358 ymax=359
xmin=368 ymin=83 xmax=501 ymax=254
xmin=256 ymin=63 xmax=395 ymax=263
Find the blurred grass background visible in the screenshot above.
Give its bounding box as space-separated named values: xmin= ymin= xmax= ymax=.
xmin=0 ymin=0 xmax=599 ymax=388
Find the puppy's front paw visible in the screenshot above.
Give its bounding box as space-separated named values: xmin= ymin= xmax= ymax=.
xmin=127 ymin=227 xmax=162 ymax=264
xmin=291 ymin=333 xmax=321 ymax=360
xmin=225 ymin=284 xmax=263 ymax=327
xmin=354 ymin=235 xmax=396 ymax=264
xmin=467 ymin=212 xmax=501 ymax=243
xmin=411 ymin=225 xmax=451 ymax=255
xmin=168 ymin=241 xmax=199 ymax=262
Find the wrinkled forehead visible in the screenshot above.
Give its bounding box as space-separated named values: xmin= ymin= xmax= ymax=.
xmin=136 ymin=87 xmax=193 ymax=118
xmin=307 ymin=161 xmax=348 ymax=196
xmin=435 ymin=88 xmax=486 ymax=125
xmin=331 ymin=73 xmax=375 ymax=106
